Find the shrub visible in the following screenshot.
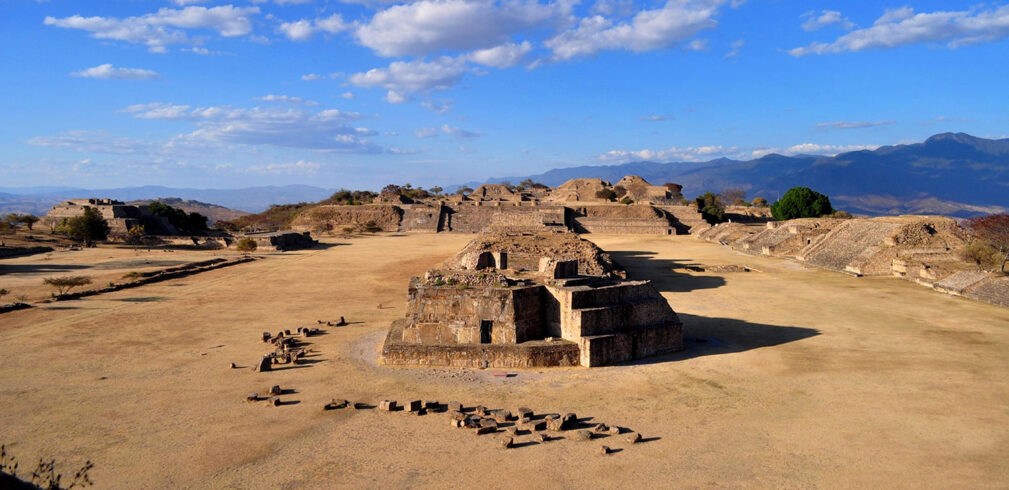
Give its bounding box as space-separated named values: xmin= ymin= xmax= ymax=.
xmin=694 ymin=192 xmax=725 ymax=224
xmin=595 ymin=189 xmax=617 ymax=201
xmin=1 ymin=443 xmax=94 ymax=489
xmin=720 ymin=188 xmax=746 ymax=206
xmin=770 ymin=187 xmax=833 ymax=221
xmin=0 ymin=288 xmax=7 ymax=304
xmin=619 ymin=197 xmax=634 ymax=205
xmin=830 ymin=210 xmax=854 ymax=219
xmin=965 ymin=213 xmax=1009 ymax=272
xmin=235 ymin=238 xmax=257 ymax=254
xmin=59 ymin=207 xmax=109 ymax=247
xmin=43 ymin=276 xmax=92 ymax=297
xmin=751 ymin=197 xmax=768 ymax=207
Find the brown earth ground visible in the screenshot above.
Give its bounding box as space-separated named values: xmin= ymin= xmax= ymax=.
xmin=1 ymin=233 xmax=1008 ymax=488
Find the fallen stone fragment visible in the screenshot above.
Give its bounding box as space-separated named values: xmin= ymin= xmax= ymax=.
xmin=608 ymin=426 xmax=622 ymax=435
xmin=379 ymin=400 xmax=397 ymax=411
xmin=267 ymin=397 xmax=280 ymax=407
xmin=284 ymin=329 xmax=291 ymax=336
xmin=536 ymin=433 xmax=549 ymax=443
xmin=230 ymin=362 xmax=237 ymax=369
xmin=245 ymin=393 xmax=260 ymax=402
xmin=546 ymin=417 xmax=565 ymax=432
xmin=626 ymin=432 xmax=642 ymax=444
xmin=505 ymin=427 xmax=518 ymax=436
xmin=324 ymin=399 xmax=348 ymax=410
xmin=517 ymin=407 xmax=533 ymax=419
xmin=262 ymin=332 xmax=272 ymax=342
xmin=597 ymin=445 xmax=611 ymax=456
xmin=255 ymin=355 xmax=272 ymax=372
xmin=406 ymin=400 xmax=422 ymax=412
xmin=521 ymin=420 xmax=547 ymax=431
xmin=479 ymin=419 xmax=499 ymax=429
xmin=425 ymin=401 xmax=440 ymax=411
xmin=574 ymin=430 xmax=593 ymax=441
xmin=269 ymin=385 xmax=282 ymax=396
xmin=474 ymin=426 xmax=496 ymax=435
xmin=593 ymin=423 xmax=609 ymax=433
xmin=499 ymin=436 xmax=514 ymax=449
xmin=562 ymin=413 xmax=577 ymax=429
xmin=447 ymin=401 xmax=463 ymax=412
xmin=475 ymin=405 xmax=488 ymax=416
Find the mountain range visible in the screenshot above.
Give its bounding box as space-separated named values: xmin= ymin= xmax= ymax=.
xmin=465 ymin=132 xmax=1009 ymax=217
xmin=1 ymin=133 xmax=1006 ymax=218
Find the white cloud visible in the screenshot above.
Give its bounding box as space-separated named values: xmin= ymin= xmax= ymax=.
xmin=340 ymin=92 xmax=356 ymax=99
xmin=349 ymin=56 xmax=469 ymax=97
xmin=414 ymin=127 xmax=440 ymax=138
xmin=301 ymin=73 xmax=325 ymax=81
xmin=278 ymin=14 xmax=348 ymax=41
xmin=173 ymin=0 xmax=208 ymax=5
xmin=246 ymin=160 xmax=320 ymax=175
xmin=685 ymin=38 xmax=708 ymax=51
xmin=254 ymin=94 xmax=320 ymax=106
xmin=253 ymin=0 xmax=313 ymax=4
xmin=751 ymin=143 xmax=879 ymax=158
xmin=117 ymin=103 xmax=380 ymax=152
xmin=600 ymin=144 xmax=735 ymax=162
xmin=356 ymin=0 xmax=561 ymax=57
xmin=441 ymin=124 xmax=481 ymax=138
xmin=639 ymin=114 xmax=670 ymax=121
xmin=545 ymin=0 xmax=724 ymax=61
xmin=467 ymin=41 xmax=533 ymax=68
xmin=815 ymin=120 xmax=895 ymax=130
xmin=44 ymin=5 xmax=260 ymax=52
xmin=71 ymin=64 xmax=161 ymax=80
xmin=421 ymin=98 xmax=454 ymax=114
xmin=800 ymin=10 xmax=854 ymax=31
xmin=790 ymin=5 xmax=1009 ymax=56
xmin=27 ymin=130 xmax=159 ymax=155
xmin=724 ymin=38 xmax=743 ymax=59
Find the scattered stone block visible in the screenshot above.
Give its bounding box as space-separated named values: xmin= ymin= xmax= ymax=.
xmin=425 ymin=401 xmax=440 ymax=410
xmin=448 ymin=411 xmax=466 ymax=421
xmin=447 ymin=401 xmax=463 ymax=412
xmin=351 ymin=402 xmax=368 ymax=410
xmin=245 ymin=393 xmax=260 ymax=402
xmin=505 ymin=427 xmax=518 ymax=436
xmin=479 ymin=419 xmax=499 ymax=429
xmin=379 ymin=400 xmax=397 ymax=411
xmin=593 ymin=423 xmax=609 ymax=433
xmin=475 ymin=405 xmax=488 ymax=416
xmin=499 ymin=436 xmax=514 ymax=449
xmin=255 ymin=355 xmax=272 ymax=372
xmin=608 ymin=426 xmax=622 ymax=435
xmin=230 ymin=362 xmax=237 ymax=369
xmin=474 ymin=426 xmax=496 ymax=435
xmin=284 ymin=329 xmax=291 ymax=336
xmin=490 ymin=410 xmax=512 ymax=423
xmin=546 ymin=417 xmax=565 ymax=432
xmin=574 ymin=430 xmax=593 ymax=441
xmin=269 ymin=385 xmax=282 ymax=396
xmin=517 ymin=407 xmax=534 ymax=419
xmin=522 ymin=420 xmax=547 ymax=431
xmin=406 ymin=400 xmax=423 ymax=412
xmin=597 ymin=445 xmax=611 ymax=456
xmin=626 ymin=432 xmax=642 ymax=444
xmin=267 ymin=397 xmax=280 ymax=407
xmin=262 ymin=332 xmax=272 ymax=342
xmin=536 ymin=433 xmax=549 ymax=443
xmin=563 ymin=413 xmax=577 ymax=429
xmin=324 ymin=399 xmax=348 ymax=410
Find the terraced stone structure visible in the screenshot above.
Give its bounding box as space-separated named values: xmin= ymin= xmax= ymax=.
xmin=382 ymin=229 xmax=683 ymax=368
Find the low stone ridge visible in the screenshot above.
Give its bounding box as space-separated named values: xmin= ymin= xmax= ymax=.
xmin=697 ymin=216 xmax=1008 ymax=309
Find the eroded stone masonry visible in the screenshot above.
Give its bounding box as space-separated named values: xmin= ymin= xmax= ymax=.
xmin=382 ymin=227 xmax=683 ymax=368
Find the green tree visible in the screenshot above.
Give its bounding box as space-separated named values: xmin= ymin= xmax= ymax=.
xmin=61 ymin=207 xmax=110 ymax=247
xmin=125 ymin=225 xmax=146 ymax=251
xmin=18 ymin=214 xmax=39 ymax=231
xmin=595 ymin=188 xmax=617 ymax=201
xmin=694 ymin=192 xmax=725 ymax=224
xmin=456 ymin=186 xmax=473 ymax=196
xmin=966 ymin=213 xmax=1009 ymax=273
xmin=429 ymin=186 xmax=443 ymax=195
xmin=43 ymin=276 xmax=92 ymax=297
xmin=770 ymin=187 xmax=833 ymax=221
xmin=235 ymin=237 xmax=257 ymax=254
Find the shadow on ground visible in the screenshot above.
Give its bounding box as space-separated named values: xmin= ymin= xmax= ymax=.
xmin=621 ymin=313 xmax=820 ymax=365
xmin=608 ymin=250 xmax=726 ymax=292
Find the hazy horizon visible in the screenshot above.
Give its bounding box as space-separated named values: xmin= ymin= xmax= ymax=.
xmin=2 ymin=1 xmax=1008 ymax=190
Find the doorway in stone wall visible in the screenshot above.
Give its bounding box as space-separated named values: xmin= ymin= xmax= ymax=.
xmin=480 ymin=320 xmax=493 ymax=344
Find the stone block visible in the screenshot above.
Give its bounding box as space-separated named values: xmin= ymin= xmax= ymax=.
xmin=406 ymin=400 xmax=423 ymax=412
xmin=269 ymin=385 xmax=282 ymax=396
xmin=626 ymin=432 xmax=642 ymax=444
xmin=521 ymin=420 xmax=546 ymax=431
xmin=379 ymin=400 xmax=397 ymax=411
xmin=475 ymin=426 xmax=496 ymax=435
xmin=597 ymin=445 xmax=611 ymax=456
xmin=574 ymin=430 xmax=592 ymax=441
xmin=447 ymin=401 xmax=463 ymax=412
xmin=517 ymin=407 xmax=534 ymax=419
xmin=499 ymin=436 xmax=514 ymax=449
xmin=479 ymin=419 xmax=499 ymax=429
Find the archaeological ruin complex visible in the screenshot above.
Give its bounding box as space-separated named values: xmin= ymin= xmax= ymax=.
xmin=382 ymin=228 xmax=684 ymax=368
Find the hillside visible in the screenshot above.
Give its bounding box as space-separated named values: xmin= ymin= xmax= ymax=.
xmin=469 ymin=133 xmax=1009 ymax=217
xmin=126 ymin=198 xmax=249 ymax=225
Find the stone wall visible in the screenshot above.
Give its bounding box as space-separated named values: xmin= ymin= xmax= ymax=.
xmin=383 ymin=320 xmax=580 ymax=368
xmin=402 ymin=283 xmax=545 ymax=344
xmin=400 ymin=204 xmax=442 ymax=232
xmin=289 ymin=204 xmax=403 ymax=232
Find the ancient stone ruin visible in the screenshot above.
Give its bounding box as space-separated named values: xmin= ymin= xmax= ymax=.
xmin=381 ymin=228 xmax=683 ymax=368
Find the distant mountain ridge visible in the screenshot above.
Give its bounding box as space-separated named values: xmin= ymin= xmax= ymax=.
xmin=465 ymin=132 xmax=1009 ymax=217
xmin=0 ymin=184 xmax=335 ymax=215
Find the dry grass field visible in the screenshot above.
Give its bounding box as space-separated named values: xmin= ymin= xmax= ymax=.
xmin=1 ymin=233 xmax=1008 ymax=488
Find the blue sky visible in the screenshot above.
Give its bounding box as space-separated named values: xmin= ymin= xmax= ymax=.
xmin=1 ymin=0 xmax=1007 ymax=190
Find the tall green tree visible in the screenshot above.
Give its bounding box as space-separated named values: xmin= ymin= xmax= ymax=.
xmin=694 ymin=191 xmax=725 ymax=224
xmin=770 ymin=187 xmax=833 ymax=220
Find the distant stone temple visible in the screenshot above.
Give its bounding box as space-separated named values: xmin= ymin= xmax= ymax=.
xmin=44 ymin=198 xmax=177 ymax=235
xmin=381 ymin=228 xmax=683 ymax=368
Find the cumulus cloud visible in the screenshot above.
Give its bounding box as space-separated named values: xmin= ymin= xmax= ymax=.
xmin=278 ymin=14 xmax=348 ymax=41
xmin=44 ymin=5 xmax=260 ymax=52
xmin=349 ymin=56 xmax=469 ymax=99
xmin=356 ymin=0 xmax=561 ymax=57
xmin=815 ymin=120 xmax=895 ymax=130
xmin=421 ymin=98 xmax=454 ymax=114
xmin=246 ymin=160 xmax=320 ymax=175
xmin=724 ymin=38 xmax=743 ymax=59
xmin=545 ymin=0 xmax=724 ymax=61
xmin=71 ymin=64 xmax=161 ymax=80
xmin=790 ymin=5 xmax=1009 ymax=56
xmin=467 ymin=41 xmax=533 ymax=68
xmin=414 ymin=127 xmax=440 ymax=138
xmin=639 ymin=114 xmax=670 ymax=121
xmin=800 ymin=10 xmax=854 ymax=31
xmin=301 ymin=73 xmax=325 ymax=81
xmin=685 ymin=38 xmax=708 ymax=51
xmin=253 ymin=94 xmax=319 ymax=106
xmin=340 ymin=92 xmax=356 ymax=99
xmin=600 ymin=144 xmax=733 ymax=162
